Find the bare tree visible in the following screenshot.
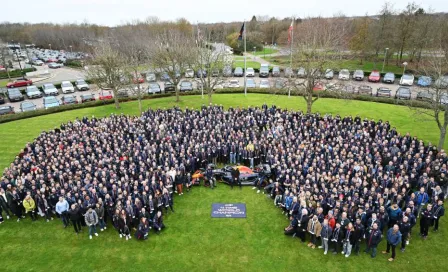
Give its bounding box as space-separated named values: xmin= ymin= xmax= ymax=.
xmin=410 ymin=48 xmax=448 ymax=150
xmin=395 ymin=2 xmax=420 ymax=65
xmin=0 ymin=41 xmax=11 ymax=80
xmin=289 ymin=16 xmax=349 ymax=114
xmin=193 ymin=30 xmax=232 ymax=104
xmin=150 ymin=30 xmax=197 ymax=103
xmin=86 ymin=41 xmax=127 ymax=109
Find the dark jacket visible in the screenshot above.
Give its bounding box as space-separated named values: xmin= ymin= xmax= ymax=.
xmin=366 ymin=229 xmax=382 ymax=247
xmin=68 ymin=207 xmax=81 ymax=221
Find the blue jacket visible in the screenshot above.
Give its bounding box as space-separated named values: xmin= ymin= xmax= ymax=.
xmin=386 ymin=228 xmax=402 ymax=246
xmin=55 ymin=200 xmax=69 ymax=215
xmin=415 ymin=192 xmax=429 ymax=205
xmin=387 ymin=206 xmax=402 ymax=220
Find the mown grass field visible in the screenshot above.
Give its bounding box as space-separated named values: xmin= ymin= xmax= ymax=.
xmin=0 ymin=94 xmax=446 ymax=272
xmin=252 ymin=47 xmax=278 ymax=56
xmin=232 ymin=60 xmax=261 ymax=69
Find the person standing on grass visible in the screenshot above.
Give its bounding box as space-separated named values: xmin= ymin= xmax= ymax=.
xmin=23 ymin=195 xmax=37 ymax=221
xmin=0 ymin=188 xmax=11 ymax=220
xmin=382 ymin=224 xmax=402 ymax=262
xmin=95 ymin=202 xmax=106 ymax=232
xmin=84 ymin=207 xmax=99 ymax=240
xmin=399 ymin=216 xmax=411 ymax=252
xmin=432 ymin=199 xmax=445 ymax=232
xmin=365 ymin=222 xmax=382 ymax=258
xmin=330 ymin=222 xmax=344 ymax=255
xmin=119 ymin=209 xmax=132 ymax=241
xmin=415 ymin=187 xmax=429 ymax=218
xmin=319 ymin=218 xmax=332 ymax=255
xmin=307 ymin=215 xmax=322 ymax=249
xmin=68 ymin=204 xmax=82 ymax=235
xmin=352 ymin=218 xmax=365 ymax=256
xmin=56 ymin=197 xmax=69 ymax=228
xmin=175 ymin=171 xmax=184 ymax=195
xmin=10 ymin=189 xmax=24 ymax=222
xmin=420 ymin=204 xmax=433 ymax=240
xmin=342 ymin=223 xmax=355 ymax=258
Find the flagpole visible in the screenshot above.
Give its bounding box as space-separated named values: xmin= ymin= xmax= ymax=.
xmin=244 ymin=21 xmax=247 ymax=97
xmin=290 ymin=17 xmax=293 ymax=72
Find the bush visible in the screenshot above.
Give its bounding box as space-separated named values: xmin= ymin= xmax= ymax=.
xmin=0 ymin=88 xmax=435 ymax=124
xmin=0 ymin=68 xmax=37 ymax=79
xmin=65 ymin=60 xmax=83 ymax=68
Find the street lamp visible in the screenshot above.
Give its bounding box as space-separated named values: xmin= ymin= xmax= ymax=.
xmin=69 ymin=45 xmax=73 ymax=53
xmin=264 ymin=42 xmax=266 ymax=59
xmin=381 ymin=48 xmax=389 ymax=73
xmin=253 ymin=46 xmax=256 ymax=60
xmin=49 ymin=44 xmax=52 ymax=50
xmin=402 ymin=62 xmax=408 ymax=75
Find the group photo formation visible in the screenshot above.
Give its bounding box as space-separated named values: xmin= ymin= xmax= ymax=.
xmin=0 ymin=0 xmax=447 ymax=271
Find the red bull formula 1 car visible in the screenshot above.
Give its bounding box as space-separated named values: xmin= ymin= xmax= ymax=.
xmin=192 ymin=164 xmax=271 ymax=186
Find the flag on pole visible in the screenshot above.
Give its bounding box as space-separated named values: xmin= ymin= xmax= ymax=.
xmin=238 ymin=23 xmax=245 ymax=40
xmin=287 ymin=19 xmax=294 ymax=44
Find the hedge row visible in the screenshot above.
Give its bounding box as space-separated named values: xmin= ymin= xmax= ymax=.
xmin=64 ymin=60 xmax=83 ymax=68
xmin=0 ymin=68 xmax=37 ymax=79
xmin=0 ymin=88 xmax=436 ymax=124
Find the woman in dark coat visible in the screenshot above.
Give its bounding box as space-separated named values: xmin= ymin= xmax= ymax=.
xmin=10 ymin=189 xmax=24 ymax=221
xmin=119 ymin=209 xmax=132 ymax=240
xmin=135 ymin=217 xmax=150 ymax=240
xmin=153 ymin=211 xmax=165 ymax=234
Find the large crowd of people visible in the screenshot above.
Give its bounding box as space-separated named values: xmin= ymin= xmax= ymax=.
xmin=0 ymin=104 xmax=446 ymax=260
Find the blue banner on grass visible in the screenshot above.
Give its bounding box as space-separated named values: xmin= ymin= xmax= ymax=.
xmin=211 ymin=203 xmax=246 ymax=218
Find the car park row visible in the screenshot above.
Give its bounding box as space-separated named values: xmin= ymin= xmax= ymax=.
xmin=1 ymin=67 xmax=447 ymax=115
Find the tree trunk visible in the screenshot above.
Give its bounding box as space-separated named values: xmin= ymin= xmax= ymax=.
xmin=113 ymin=90 xmax=120 ymax=109
xmin=175 ymin=88 xmax=180 ymax=103
xmin=208 ymin=90 xmax=213 ymax=104
xmin=305 ymin=91 xmax=313 ymax=114
xmin=138 ymin=97 xmax=142 ymax=115
xmin=438 ymin=126 xmax=447 ymax=151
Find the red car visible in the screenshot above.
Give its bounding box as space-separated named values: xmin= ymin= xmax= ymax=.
xmin=99 ymin=89 xmax=113 ymax=100
xmin=368 ymin=70 xmax=381 ymax=82
xmin=7 ymin=78 xmax=33 ymax=88
xmin=313 ymin=82 xmax=325 ymax=91
xmin=0 ymin=65 xmax=6 ymax=72
xmin=47 ymin=58 xmax=58 ymax=63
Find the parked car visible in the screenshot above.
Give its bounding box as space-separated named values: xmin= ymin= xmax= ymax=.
xmin=0 ymin=105 xmax=14 ymax=115
xmin=42 ymin=83 xmax=59 ymax=96
xmin=400 ymin=74 xmax=414 ymax=86
xmin=368 ymin=70 xmax=381 ymax=82
xmin=383 ymin=72 xmax=395 ymax=84
xmin=25 ymin=86 xmax=42 ymax=99
xmin=284 ymin=67 xmax=294 ymax=78
xmin=245 ymin=67 xmax=255 ymax=77
xmin=132 ymin=74 xmax=145 ymax=84
xmin=325 ymin=69 xmax=334 ymax=79
xmin=297 ymin=67 xmax=306 ymax=78
xmin=259 ymin=64 xmax=269 ymax=78
xmin=117 ymin=89 xmax=128 ymax=98
xmin=435 ymin=76 xmax=448 ymax=89
xmin=211 ymin=69 xmax=219 ymax=77
xmin=48 ymin=62 xmax=63 ymax=69
xmin=313 ymin=82 xmax=325 ymax=91
xmin=417 ymin=76 xmax=432 ymax=87
xmin=61 ymin=81 xmax=75 ymax=94
xmin=246 ymin=78 xmax=256 ymax=88
xmin=7 ymin=78 xmax=32 ymax=88
xmin=228 ymin=80 xmax=240 ymax=88
xmin=160 ymin=73 xmax=171 ymax=81
xmin=440 ymin=94 xmax=448 ymax=105
xmin=234 ymin=67 xmax=243 ymax=77
xmin=376 ymin=87 xmax=392 ymax=97
xmin=7 ymin=88 xmax=24 ymax=102
xmin=179 ymin=81 xmax=193 ymax=92
xmin=164 ymin=82 xmax=175 ymax=92
xmin=43 ymin=96 xmax=60 ymax=109
xmin=147 ymin=83 xmax=161 ymax=94
xmin=80 ymin=93 xmax=96 ymax=103
xmin=338 ymin=69 xmax=350 ymax=80
xmin=98 ymin=89 xmax=113 ymax=100
xmin=61 ymin=95 xmax=78 ymax=105
xmin=20 ymin=101 xmax=37 ymax=112
xmin=416 ymin=90 xmax=433 ymax=101
xmin=146 ymin=72 xmax=156 ymax=82
xmin=274 ymin=79 xmax=287 ymax=89
xmin=196 ymin=69 xmax=207 ymax=78
xmin=223 ymin=66 xmax=233 ymax=77
xmin=357 ymin=85 xmax=373 ymax=95
xmin=272 ymin=66 xmax=280 ymax=77
xmin=259 ymin=79 xmax=270 ymax=88
xmin=342 ymin=85 xmax=356 ymax=93
xmin=75 ymin=79 xmax=90 ymax=91
xmin=0 ymin=95 xmax=4 ymax=104
xmin=395 ymin=87 xmax=411 ymax=100
xmin=353 ymin=70 xmax=364 ymax=81
xmin=33 ymin=60 xmax=44 ymax=66
xmin=185 ymin=68 xmax=194 ymax=78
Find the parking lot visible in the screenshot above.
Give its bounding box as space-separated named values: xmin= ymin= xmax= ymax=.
xmin=0 ymin=71 xmax=434 ymax=113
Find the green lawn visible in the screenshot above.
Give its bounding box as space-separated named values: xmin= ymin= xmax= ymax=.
xmin=252 ymin=47 xmax=278 ymax=56
xmin=0 ymin=79 xmax=10 ymax=88
xmin=0 ymin=94 xmax=447 ymax=272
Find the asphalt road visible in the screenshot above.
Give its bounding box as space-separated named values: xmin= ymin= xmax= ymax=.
xmin=0 ymin=73 xmax=429 ymax=112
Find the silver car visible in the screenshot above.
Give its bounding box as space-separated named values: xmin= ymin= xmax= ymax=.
xmin=147 ymin=83 xmax=161 ymax=94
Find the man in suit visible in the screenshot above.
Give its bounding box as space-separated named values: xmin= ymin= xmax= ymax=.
xmin=365 ymin=222 xmax=382 ymax=258
xmin=231 ymin=167 xmax=241 ymax=189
